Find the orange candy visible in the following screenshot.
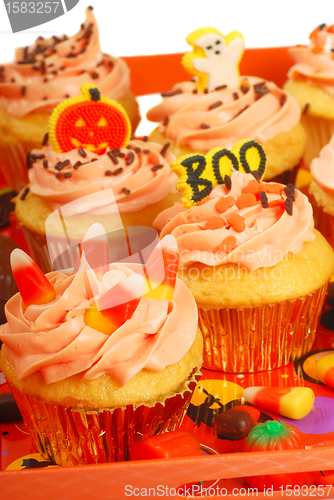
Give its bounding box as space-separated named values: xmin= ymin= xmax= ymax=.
xmin=260 ymin=183 xmax=283 ymax=195
xmin=242 ymin=180 xmax=261 ymax=195
xmin=215 ymin=196 xmax=235 ymax=213
xmin=225 ymin=213 xmax=246 ymax=232
xmin=205 ymin=217 xmax=225 ymax=230
xmin=219 ymin=235 xmax=237 ymax=252
xmin=236 ymin=193 xmax=257 ymax=209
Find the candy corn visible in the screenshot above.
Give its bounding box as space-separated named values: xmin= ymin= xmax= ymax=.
xmin=84 ymin=274 xmax=144 ymax=335
xmin=144 ymin=235 xmax=178 ymax=300
xmin=10 ymin=249 xmax=56 ymax=308
xmin=243 ymin=386 xmax=315 ymax=420
xmin=131 ymin=431 xmax=203 ymax=461
xmin=315 ymin=353 xmax=334 ymax=389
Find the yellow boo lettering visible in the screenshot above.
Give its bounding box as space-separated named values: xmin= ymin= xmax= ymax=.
xmin=170 ymin=139 xmax=267 ymax=207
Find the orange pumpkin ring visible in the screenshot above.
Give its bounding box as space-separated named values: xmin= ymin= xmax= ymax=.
xmin=48 ymin=83 xmax=132 ymax=154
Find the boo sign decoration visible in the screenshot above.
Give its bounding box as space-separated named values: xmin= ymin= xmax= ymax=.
xmin=171 ymin=139 xmax=267 ymax=208
xmin=3 ymin=0 xmax=80 ymax=33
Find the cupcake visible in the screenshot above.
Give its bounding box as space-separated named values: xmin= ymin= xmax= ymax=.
xmin=0 ymin=231 xmax=203 ymax=465
xmin=147 ymin=27 xmax=306 ymax=184
xmin=284 ymin=24 xmax=334 ymax=167
xmin=154 ymin=140 xmax=334 ymax=373
xmin=14 ymin=84 xmax=179 ymax=273
xmin=0 ymin=7 xmax=140 ymax=193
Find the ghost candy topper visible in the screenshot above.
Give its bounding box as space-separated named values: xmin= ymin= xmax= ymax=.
xmin=48 ymin=83 xmax=132 ymax=155
xmin=182 ymin=27 xmax=245 ymax=92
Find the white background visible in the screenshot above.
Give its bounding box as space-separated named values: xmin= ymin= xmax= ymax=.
xmin=0 ymin=0 xmax=333 ymax=134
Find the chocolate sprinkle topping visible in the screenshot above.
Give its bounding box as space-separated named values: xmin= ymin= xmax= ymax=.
xmin=133 ymin=147 xmax=141 ymax=153
xmin=21 ymin=86 xmax=26 ymax=96
xmin=30 ymin=153 xmax=45 ymax=160
xmin=64 ymin=172 xmax=72 ymax=178
xmin=200 ymin=123 xmax=210 ymax=129
xmin=42 ymin=133 xmax=48 ymax=146
xmin=43 ymin=159 xmax=48 ymax=169
xmin=143 ymin=149 xmax=150 ymax=154
xmin=73 ymin=161 xmax=82 ymax=169
xmin=204 ymin=88 xmax=208 ymax=94
xmin=56 ymin=172 xmax=61 ymax=179
xmin=319 ymin=23 xmax=326 ymax=30
xmin=240 ymin=85 xmax=249 ymax=94
xmin=303 ymin=103 xmax=309 ymax=115
xmin=163 ymin=116 xmax=169 ymax=126
xmin=192 ymin=89 xmax=198 ymax=94
xmin=285 ymin=198 xmax=293 ymax=215
xmin=26 ymin=152 xmax=32 ymax=169
xmin=113 ymin=150 xmax=125 ymax=158
xmin=126 ymin=152 xmax=134 ymax=165
xmin=97 ymin=60 xmax=104 ymax=67
xmin=20 ymin=187 xmax=30 ymax=200
xmin=105 ymin=170 xmax=113 ymax=176
xmin=284 ymin=183 xmax=295 ymax=201
xmin=41 ymin=60 xmax=46 ymax=74
xmin=209 ymin=101 xmax=222 ymax=110
xmin=91 ymin=72 xmax=99 ymax=79
xmin=55 ymin=159 xmax=70 ymax=171
xmin=280 ymin=94 xmax=286 ymax=106
xmin=224 ymin=175 xmax=232 ymax=190
xmin=151 ymin=164 xmax=163 ymax=172
xmin=160 ymin=142 xmax=170 ymax=157
xmin=107 ymin=151 xmax=119 ymax=164
xmin=78 ymin=147 xmax=87 ymax=158
xmin=215 ymin=85 xmax=227 ymax=91
xmin=161 ymin=89 xmax=182 ymax=97
xmin=143 ymin=136 xmax=148 ymax=142
xmin=233 ymin=92 xmax=239 ymax=100
xmin=260 ymin=191 xmax=269 ymax=208
xmin=113 ymin=167 xmax=123 ymax=176
xmin=122 ymin=187 xmax=131 ymax=195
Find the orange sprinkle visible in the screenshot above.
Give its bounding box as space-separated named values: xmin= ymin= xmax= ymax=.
xmin=219 ymin=235 xmax=237 ymax=252
xmin=242 ymin=180 xmax=261 ymax=195
xmin=205 ymin=216 xmax=225 ymax=230
xmin=236 ymin=193 xmax=257 ymax=209
xmin=215 ymin=196 xmax=235 ymax=213
xmin=225 ymin=213 xmax=246 ymax=232
xmin=260 ymin=182 xmax=283 ymax=195
xmin=311 ymin=46 xmax=323 ymax=54
xmin=268 ymin=198 xmax=285 ymax=208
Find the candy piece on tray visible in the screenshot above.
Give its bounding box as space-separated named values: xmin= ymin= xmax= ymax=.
xmin=181 ymin=27 xmax=244 ymax=92
xmin=214 ymin=405 xmax=260 ymax=440
xmin=243 ymin=386 xmax=315 ymax=420
xmin=315 ymin=353 xmax=334 ymax=389
xmin=10 ymin=249 xmax=56 ymax=308
xmin=243 ymin=421 xmax=306 ymax=491
xmin=144 ymin=235 xmax=178 ymax=300
xmin=84 ymin=274 xmax=144 ymax=335
xmin=131 ymin=431 xmax=203 ymax=461
xmin=48 ymin=83 xmax=132 ymax=155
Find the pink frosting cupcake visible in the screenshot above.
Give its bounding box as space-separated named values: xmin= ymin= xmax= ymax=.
xmin=0 ymin=7 xmax=140 ymax=192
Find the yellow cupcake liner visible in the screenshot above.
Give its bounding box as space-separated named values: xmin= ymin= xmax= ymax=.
xmin=301 ymin=115 xmax=334 ymax=168
xmin=8 ymin=369 xmax=201 ymax=466
xmin=198 ymin=283 xmax=329 ymax=373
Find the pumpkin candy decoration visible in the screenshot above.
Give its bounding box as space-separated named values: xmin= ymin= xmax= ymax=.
xmin=48 ymin=83 xmax=132 ymax=155
xmin=243 ymin=421 xmax=307 ymax=491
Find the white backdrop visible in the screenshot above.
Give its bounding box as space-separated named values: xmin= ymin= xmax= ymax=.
xmin=0 ymin=0 xmax=333 ymax=134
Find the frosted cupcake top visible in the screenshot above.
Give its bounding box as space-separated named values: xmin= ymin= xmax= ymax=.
xmin=0 ymin=8 xmax=130 ymax=117
xmin=154 ymin=171 xmax=315 ymax=270
xmin=288 ymin=24 xmax=334 ymax=96
xmin=0 ymin=234 xmax=197 ymax=387
xmin=311 ymin=134 xmax=334 ymax=194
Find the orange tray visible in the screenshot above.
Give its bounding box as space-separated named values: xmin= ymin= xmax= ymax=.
xmin=2 ymin=46 xmax=334 ymax=500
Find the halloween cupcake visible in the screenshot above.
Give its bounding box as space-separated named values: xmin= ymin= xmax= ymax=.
xmin=14 ymin=84 xmax=178 ymax=272
xmin=284 ymin=24 xmax=334 ymax=167
xmin=0 ymin=231 xmax=203 ymax=465
xmin=154 ymin=139 xmax=334 ymax=372
xmin=0 ymin=7 xmax=140 ymax=193
xmin=147 ymin=27 xmax=306 ymax=184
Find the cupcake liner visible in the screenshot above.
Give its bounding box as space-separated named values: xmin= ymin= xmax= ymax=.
xmin=0 ymin=141 xmax=32 ymax=194
xmin=198 ymin=283 xmax=328 ymax=373
xmin=269 ymin=163 xmax=300 ymax=186
xmin=301 ymin=115 xmax=334 ymax=168
xmin=8 ymin=369 xmax=201 ymax=466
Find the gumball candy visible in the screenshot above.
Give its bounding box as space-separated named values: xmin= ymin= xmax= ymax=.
xmin=131 ymin=431 xmax=203 ymax=461
xmin=315 ymin=353 xmax=334 ymax=389
xmin=10 ymin=249 xmax=56 ymax=308
xmin=144 ymin=235 xmax=178 ymax=301
xmin=214 ymin=405 xmax=260 ymax=440
xmin=84 ymin=274 xmax=144 ymax=335
xmin=243 ymin=386 xmax=315 ymax=420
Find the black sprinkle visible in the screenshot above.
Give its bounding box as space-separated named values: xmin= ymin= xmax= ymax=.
xmin=55 ymin=159 xmax=70 ymax=171
xmin=64 ymin=94 xmax=70 ymax=98
xmin=105 ymin=170 xmax=113 ymax=176
xmin=240 ymin=85 xmax=249 ymax=94
xmin=30 ymin=153 xmax=45 ymax=160
xmin=21 ymin=86 xmax=26 ymax=96
xmin=192 ymin=89 xmax=198 ymax=94
xmin=151 ymin=164 xmax=163 ymax=172
xmin=43 ymin=159 xmax=48 ymax=169
xmin=107 ymin=151 xmax=119 ymax=164
xmin=91 ymin=158 xmax=97 ymax=162
xmin=41 ymin=60 xmax=46 ymax=74
xmin=126 ymin=152 xmax=134 ymax=165
xmin=160 ymin=142 xmax=170 ymax=157
xmin=215 ymin=84 xmax=227 ymax=91
xmin=91 ymin=72 xmax=99 ymax=79
xmin=224 ymin=175 xmax=232 ymax=190
xmin=143 ymin=136 xmax=148 ymax=142
xmin=42 ymin=132 xmax=48 ymax=146
xmin=78 ymin=147 xmax=87 ymax=158
xmin=97 ymin=60 xmax=104 ymax=67
xmin=303 ymin=103 xmax=309 ymax=115
xmin=163 ymin=116 xmax=169 ymax=126
xmin=284 ymin=183 xmax=295 ymax=201
xmin=319 ymin=23 xmax=326 ymax=30
xmin=133 ymin=147 xmax=141 ymax=153
xmin=20 ymin=187 xmax=30 ymax=200
xmin=26 ymin=152 xmax=32 ymax=169
xmin=113 ymin=167 xmax=123 ymax=176
xmin=161 ymin=89 xmax=182 ymax=97
xmin=73 ymin=161 xmax=82 ymax=169
xmin=60 ymin=65 xmax=65 ymax=71
xmin=143 ymin=149 xmax=150 ymax=154
xmin=122 ymin=187 xmax=131 ymax=195
xmin=56 ymin=172 xmax=62 ymax=179
xmin=285 ymin=198 xmax=293 ymax=215
xmin=113 ymin=150 xmax=125 ymax=158
xmin=200 ymin=123 xmax=210 ymax=129
xmin=209 ymin=100 xmax=222 ymax=110
xmin=64 ymin=172 xmax=72 ymax=178
xmin=190 ymin=77 xmax=196 ymax=82
xmin=233 ymin=92 xmax=239 ymax=100
xmin=280 ymin=94 xmax=286 ymax=106
xmin=260 ymin=191 xmax=269 ymax=208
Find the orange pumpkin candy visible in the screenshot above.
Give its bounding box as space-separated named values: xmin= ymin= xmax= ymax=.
xmin=48 ymin=83 xmax=132 ymax=155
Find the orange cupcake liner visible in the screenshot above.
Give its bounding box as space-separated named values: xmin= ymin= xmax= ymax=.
xmin=301 ymin=115 xmax=334 ymax=168
xmin=8 ymin=369 xmax=201 ymax=466
xmin=0 ymin=140 xmax=38 ymax=194
xmin=198 ymin=283 xmax=328 ymax=373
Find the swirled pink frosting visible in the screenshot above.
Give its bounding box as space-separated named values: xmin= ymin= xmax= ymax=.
xmin=0 ymin=258 xmax=197 ymax=387
xmin=28 ymin=140 xmax=177 ymax=214
xmin=147 ymin=77 xmax=301 ymax=151
xmin=0 ymin=8 xmax=130 ymax=118
xmin=288 ymin=25 xmax=334 ymax=96
xmin=311 ymin=134 xmax=334 ymax=193
xmin=154 ymin=172 xmax=315 ymax=270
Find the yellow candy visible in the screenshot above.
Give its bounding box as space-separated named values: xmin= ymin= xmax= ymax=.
xmin=279 ymin=387 xmax=315 ymax=420
xmin=170 ymin=139 xmax=267 ymax=208
xmin=84 ymin=303 xmax=118 ymax=336
xmin=144 ymin=280 xmax=174 ymax=301
xmin=182 ymin=27 xmax=244 ymax=92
